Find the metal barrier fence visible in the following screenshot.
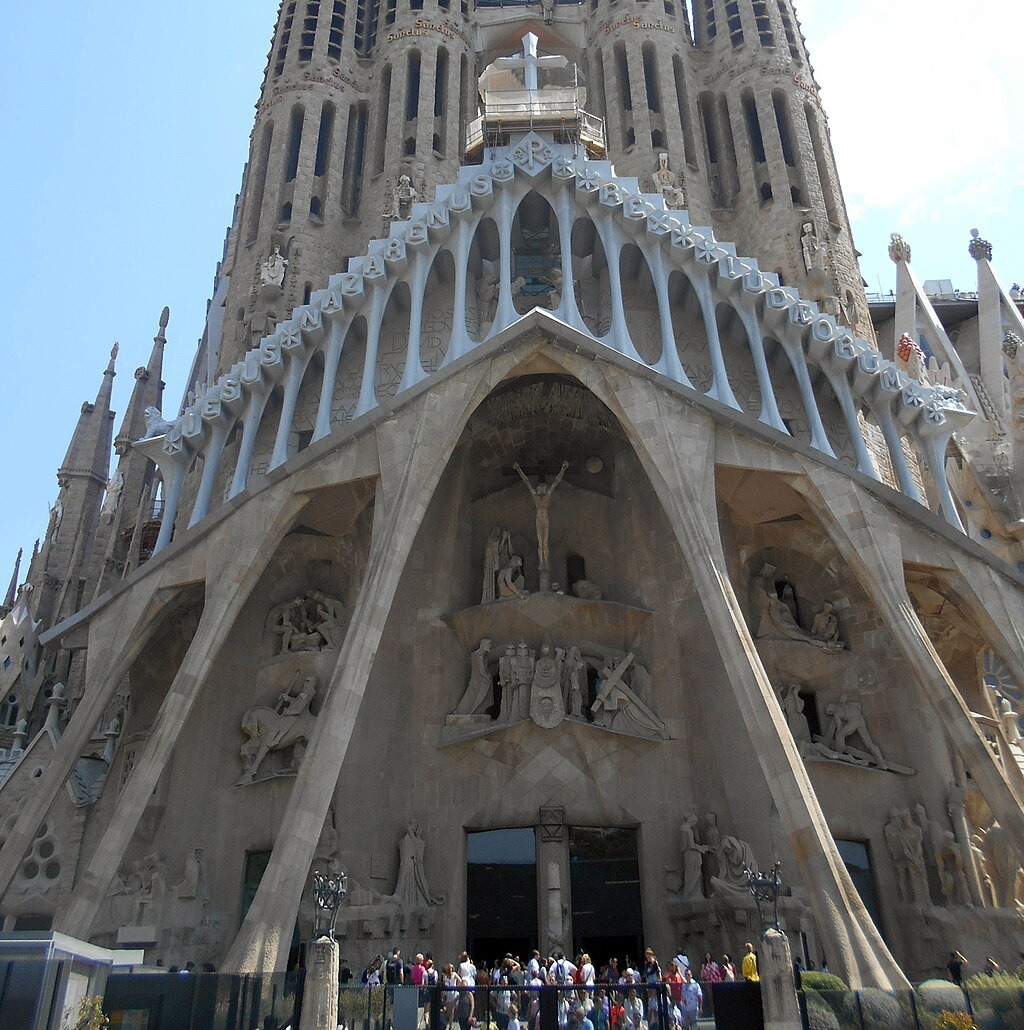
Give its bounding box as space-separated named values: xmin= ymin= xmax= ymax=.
xmin=104 ymin=970 xmax=303 ymax=1030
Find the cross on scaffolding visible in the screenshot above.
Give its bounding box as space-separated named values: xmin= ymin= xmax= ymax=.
xmin=495 ymin=33 xmax=568 ymax=94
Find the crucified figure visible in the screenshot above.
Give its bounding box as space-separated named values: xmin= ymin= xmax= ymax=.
xmin=513 ymin=460 xmax=569 ymax=590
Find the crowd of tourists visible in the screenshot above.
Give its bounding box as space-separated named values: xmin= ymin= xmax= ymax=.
xmin=345 ymin=944 xmax=766 ymax=1028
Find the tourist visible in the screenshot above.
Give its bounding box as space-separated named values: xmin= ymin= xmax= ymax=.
xmin=741 ymin=943 xmax=759 ymax=983
xmin=456 ymin=983 xmax=475 ymax=1030
xmin=570 ymin=1003 xmax=595 ymax=1030
xmin=700 ymin=953 xmax=722 ymax=984
xmin=641 ymin=949 xmax=661 ymax=985
xmin=621 ymin=987 xmax=644 ymax=1030
xmin=386 ymin=947 xmax=405 ymax=985
xmin=580 ymin=953 xmax=596 ymax=987
xmin=720 ymin=955 xmax=736 ymax=981
xmin=664 ymin=961 xmax=683 ymax=1006
xmin=679 ymin=970 xmax=702 ymax=1029
xmin=609 ymin=991 xmax=625 ymax=1030
xmin=442 ymin=963 xmax=460 ymax=1027
xmin=948 ymin=949 xmax=968 ymax=984
xmin=508 ymin=1002 xmax=522 ymax=1030
xmin=985 ymin=957 xmax=1001 ymax=977
xmin=458 ymin=951 xmax=477 ymax=986
xmin=528 ymin=950 xmax=542 ymax=980
xmin=553 ymin=952 xmax=577 ymax=985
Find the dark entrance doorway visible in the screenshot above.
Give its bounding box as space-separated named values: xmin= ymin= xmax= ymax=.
xmin=467 ymin=828 xmax=538 ymax=961
xmin=569 ymin=827 xmax=643 ymax=963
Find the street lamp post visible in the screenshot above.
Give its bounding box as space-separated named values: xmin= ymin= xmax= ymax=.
xmin=312 ymin=869 xmax=348 ymax=940
xmin=745 ymin=862 xmax=782 ymax=934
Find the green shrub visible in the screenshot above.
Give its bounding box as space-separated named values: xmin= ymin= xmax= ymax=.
xmin=843 ymin=988 xmax=905 ymax=1030
xmin=804 ymin=993 xmax=841 ymax=1030
xmin=964 ymin=972 xmax=1024 ymax=992
xmin=801 ymin=971 xmax=850 ymax=993
xmin=918 ymin=980 xmax=969 ymax=1014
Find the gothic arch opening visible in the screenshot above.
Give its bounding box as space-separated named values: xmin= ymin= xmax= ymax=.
xmin=377 ymin=282 xmax=413 ymax=402
xmin=619 ymin=244 xmax=662 ymax=366
xmin=467 ymin=216 xmax=500 ymax=342
xmin=667 ymin=269 xmax=711 ymax=392
xmin=512 ymin=191 xmax=562 ymax=316
xmin=332 ymin=315 xmax=368 ymax=425
xmin=714 ymin=301 xmax=762 ymax=417
xmin=571 ymin=217 xmax=611 ymax=338
xmin=420 ymin=250 xmax=456 ymax=375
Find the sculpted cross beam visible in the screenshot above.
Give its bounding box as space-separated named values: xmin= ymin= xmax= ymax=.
xmin=495 ymin=33 xmax=568 ymax=94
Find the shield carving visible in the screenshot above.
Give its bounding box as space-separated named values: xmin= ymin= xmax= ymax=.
xmin=529 ymin=645 xmax=566 ymax=729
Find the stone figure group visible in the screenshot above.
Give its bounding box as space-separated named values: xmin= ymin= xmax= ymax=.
xmin=677 ymin=813 xmax=759 ymax=900
xmin=110 ymin=852 xmax=168 ymax=925
xmin=449 ymin=639 xmax=665 ymax=739
xmin=236 ymin=672 xmax=321 ymax=784
xmin=754 ymin=563 xmax=846 ymax=652
xmin=269 ymin=591 xmax=345 ymax=654
xmin=776 ymin=681 xmax=910 ymax=774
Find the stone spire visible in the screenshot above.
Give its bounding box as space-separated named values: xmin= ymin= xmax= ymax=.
xmin=91 ymin=309 xmax=169 ymax=599
xmin=36 ymin=346 xmax=118 ymax=629
xmin=1 ymin=549 xmax=22 ymax=615
xmin=92 ymin=309 xmax=172 ymax=597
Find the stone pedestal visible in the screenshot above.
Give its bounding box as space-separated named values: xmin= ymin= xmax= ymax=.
xmin=759 ymin=930 xmax=801 ymax=1030
xmin=306 ymin=935 xmax=340 ymax=1030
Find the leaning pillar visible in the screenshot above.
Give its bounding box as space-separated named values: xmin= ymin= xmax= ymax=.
xmin=58 ymin=491 xmax=307 ymax=938
xmin=593 ymin=373 xmax=909 ymax=990
xmin=794 ymin=466 xmax=1024 ymax=856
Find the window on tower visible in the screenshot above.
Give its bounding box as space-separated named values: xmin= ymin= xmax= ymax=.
xmin=703 ymin=0 xmax=716 ymax=42
xmin=725 ymin=0 xmax=743 ymax=46
xmin=328 ymin=0 xmax=346 ymax=60
xmin=777 ymin=1 xmax=801 ymax=61
xmin=384 ymin=0 xmax=397 ymax=25
xmin=274 ymin=2 xmax=297 ymax=77
xmin=299 ymin=1 xmax=320 ymax=62
xmin=751 ymin=0 xmax=773 ymax=46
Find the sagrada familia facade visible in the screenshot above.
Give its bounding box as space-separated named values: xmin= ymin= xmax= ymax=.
xmin=2 ymin=0 xmax=1024 ymax=988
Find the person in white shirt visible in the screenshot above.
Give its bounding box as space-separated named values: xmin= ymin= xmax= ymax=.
xmin=458 ymin=951 xmax=477 ymax=986
xmin=528 ymin=951 xmax=542 ymax=981
xmin=580 ymin=954 xmax=596 ymax=987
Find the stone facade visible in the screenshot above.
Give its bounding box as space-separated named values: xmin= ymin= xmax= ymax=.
xmin=3 ymin=0 xmax=1024 ymax=995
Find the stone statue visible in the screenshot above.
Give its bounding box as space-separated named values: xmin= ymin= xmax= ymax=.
xmin=884 ymin=808 xmax=929 ymax=905
xmin=754 ymin=563 xmax=845 ymax=652
xmin=477 ymin=276 xmax=500 ymax=325
xmin=711 ymin=835 xmax=757 ymax=896
xmin=391 ymin=821 xmax=445 ymax=908
xmin=822 ymin=695 xmax=885 ymax=766
xmin=978 ymin=823 xmax=1020 ymax=908
xmin=496 ymin=554 xmax=528 ymax=598
xmin=564 ymin=646 xmax=587 ymax=718
xmin=999 ymin=696 xmax=1022 ymax=744
xmin=777 ymin=682 xmax=813 ymax=751
xmin=530 ymin=644 xmax=566 ymax=728
xmin=174 ymin=848 xmax=205 ymax=901
xmin=539 ymin=0 xmax=554 ymax=23
xmin=512 ymin=641 xmax=536 ymax=721
xmin=142 ymin=406 xmax=174 ymax=439
xmin=653 ymin=153 xmax=685 ymax=209
xmin=395 ymin=174 xmax=418 ymax=219
xmin=680 ymin=813 xmax=709 ymax=901
xmin=801 ymin=221 xmax=827 ymax=274
xmin=591 ymin=652 xmax=668 ymax=739
xmin=810 ymin=602 xmax=840 ymax=646
xmin=934 ymin=830 xmax=972 ymax=905
xmin=482 ymin=528 xmax=513 ymax=604
xmin=261 ymin=246 xmax=288 ymax=288
xmin=513 ymin=461 xmax=569 ymax=589
xmin=236 ymin=673 xmax=319 ymax=784
xmin=100 ymin=470 xmax=125 ymax=523
xmin=888 ymin=233 xmax=912 ymax=264
xmin=629 ymin=661 xmax=653 ymax=709
xmin=49 ymin=499 xmax=64 ymax=538
xmin=452 ymin=639 xmax=494 ymax=717
xmin=498 ymin=643 xmax=517 ymax=721
xmin=572 ymin=579 xmax=602 ymax=601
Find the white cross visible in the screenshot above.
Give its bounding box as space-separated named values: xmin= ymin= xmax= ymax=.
xmin=495 ymin=33 xmax=568 ymax=94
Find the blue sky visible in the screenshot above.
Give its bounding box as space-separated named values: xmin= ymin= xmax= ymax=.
xmin=0 ymin=0 xmax=1020 ymax=585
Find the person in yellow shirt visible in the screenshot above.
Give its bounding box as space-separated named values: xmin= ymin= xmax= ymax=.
xmin=741 ymin=942 xmax=759 ymax=983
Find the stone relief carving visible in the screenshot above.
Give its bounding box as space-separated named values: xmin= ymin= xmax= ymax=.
xmin=446 ymin=639 xmax=667 ymax=740
xmin=885 ymin=807 xmax=930 ymax=906
xmin=108 ymin=852 xmax=168 ymax=925
xmin=482 ymin=528 xmax=514 ymax=604
xmin=100 ymin=470 xmax=125 ymax=523
xmin=975 ymin=822 xmax=1020 ymax=908
xmin=236 ymin=672 xmax=321 ymax=785
xmin=173 ymin=847 xmax=206 ymax=903
xmin=390 ymin=821 xmax=446 ymax=908
xmin=0 ymin=813 xmax=62 ymax=897
xmin=888 ymin=233 xmax=912 ymax=264
xmin=754 ymin=563 xmax=847 ymax=653
xmin=896 ymin=332 xmax=929 ymax=385
xmin=496 ymin=556 xmax=528 ymax=599
xmin=269 ymin=591 xmax=345 ymax=654
xmin=571 ymin=579 xmax=602 ymax=601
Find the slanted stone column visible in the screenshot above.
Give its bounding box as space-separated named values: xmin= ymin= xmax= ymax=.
xmin=57 ymin=489 xmax=307 ymax=939
xmin=586 ymin=366 xmax=908 ymax=990
xmin=305 ymin=936 xmax=341 ymax=1030
xmin=794 ymin=466 xmax=1024 ymax=856
xmin=759 ymin=931 xmax=801 ymax=1030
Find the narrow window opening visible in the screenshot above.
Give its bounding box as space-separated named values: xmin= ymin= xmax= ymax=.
xmin=246 ymin=121 xmax=274 ymax=243
xmin=285 ymin=106 xmax=304 ymax=183
xmin=328 ymin=0 xmax=346 ymax=60
xmin=275 ymin=2 xmax=298 ymax=77
xmin=614 ymin=44 xmax=632 ymax=113
xmin=751 ymin=0 xmax=773 ymax=46
xmin=342 ymin=101 xmax=369 ymax=214
xmin=310 ymin=195 xmax=323 ymax=218
xmin=314 ymin=102 xmax=336 ymax=177
xmin=404 ymin=136 xmax=417 ymax=156
xmin=777 ymin=1 xmax=800 ymax=61
xmin=806 ymin=103 xmax=840 ymax=225
xmin=651 ymin=129 xmax=664 ymax=147
xmin=303 ymin=282 xmax=313 ymax=304
xmin=773 ymin=90 xmax=796 ymax=166
xmin=299 ymin=0 xmax=320 ymax=61
xmin=725 ymin=0 xmax=743 ymax=46
xmin=642 ymin=43 xmax=661 ymax=113
xmin=385 ymin=0 xmax=397 ymax=24
xmin=405 ymin=50 xmax=422 ymax=123
xmin=672 ymin=55 xmax=697 ymax=166
xmin=742 ymin=92 xmax=766 ymax=163
xmin=374 ymin=66 xmax=392 ymax=175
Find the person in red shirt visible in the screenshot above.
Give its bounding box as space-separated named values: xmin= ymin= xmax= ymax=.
xmin=665 ymin=961 xmax=684 ymax=1005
